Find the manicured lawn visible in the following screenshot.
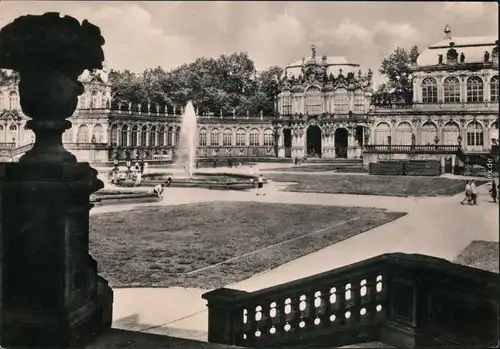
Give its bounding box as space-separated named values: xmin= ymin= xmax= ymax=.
xmin=89 ymin=202 xmax=405 ymax=288
xmin=264 ymin=174 xmax=483 ymax=197
xmin=266 ymin=164 xmax=365 ymax=173
xmin=454 ymin=240 xmax=499 ymax=273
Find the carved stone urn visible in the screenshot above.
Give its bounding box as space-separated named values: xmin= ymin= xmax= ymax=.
xmin=0 ymin=13 xmax=112 ymax=348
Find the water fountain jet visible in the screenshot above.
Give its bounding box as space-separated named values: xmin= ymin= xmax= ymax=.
xmin=174 ymin=101 xmax=197 ymax=178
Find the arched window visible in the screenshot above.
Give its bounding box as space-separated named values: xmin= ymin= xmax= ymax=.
xmin=421 ymin=122 xmax=438 ymax=145
xmin=110 ymin=124 xmax=119 ymax=146
xmin=236 ymin=128 xmax=246 ymax=146
xmin=305 ymin=87 xmax=322 ymax=115
xmin=443 ymin=122 xmax=460 ymax=145
xmin=199 ymin=128 xmax=208 ymax=146
xmin=375 ymin=122 xmax=391 ymax=145
xmin=263 ymin=128 xmax=274 ymax=146
xmin=421 ymin=77 xmax=438 ymax=103
xmin=490 ymin=120 xmax=498 ymax=145
xmin=76 ymin=124 xmax=89 ymax=143
xmin=130 ymin=125 xmax=139 ymax=146
xmin=210 ymin=128 xmax=220 ymax=146
xmin=8 ymin=124 xmax=17 ymax=143
xmin=9 ymin=91 xmax=18 ymax=110
xmin=158 ymin=126 xmax=166 ymax=146
xmin=80 ymin=94 xmax=87 ymax=109
xmin=175 ymin=127 xmax=181 ymax=146
xmin=467 ymin=76 xmax=484 ymax=102
xmin=150 ymin=126 xmax=157 ymax=146
xmin=0 ymin=125 xmax=4 ymax=142
xmin=120 ymin=125 xmax=129 ymax=146
xmin=249 ymin=128 xmax=260 ymax=146
xmin=490 ymin=76 xmax=499 ymax=102
xmin=443 ymin=77 xmax=460 ymax=103
xmin=0 ymin=92 xmax=4 ymax=110
xmin=334 ymin=88 xmax=349 ymax=114
xmin=101 ymin=92 xmax=107 ymax=109
xmin=91 ymin=91 xmax=99 ymax=109
xmin=93 ymin=124 xmax=104 ymax=143
xmin=140 ymin=126 xmax=148 ymax=146
xmin=353 ymin=90 xmax=365 ymax=113
xmin=466 ymin=121 xmax=484 ymax=147
xmin=281 ymin=91 xmax=292 ymax=115
xmin=63 ymin=129 xmax=72 ymax=143
xmin=395 ymin=122 xmax=412 ymax=145
xmin=223 ymin=129 xmax=232 ymax=146
xmin=167 ymin=126 xmax=174 ymax=146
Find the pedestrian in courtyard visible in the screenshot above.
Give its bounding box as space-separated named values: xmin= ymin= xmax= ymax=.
xmin=134 ymin=171 xmax=142 ymax=187
xmin=143 ymin=162 xmax=148 ymax=174
xmin=470 ymin=179 xmax=478 ymax=205
xmin=256 ymin=174 xmax=265 ymax=196
xmin=166 ymin=176 xmax=172 ymax=187
xmin=139 ymin=161 xmax=145 ymax=174
xmin=460 ymin=180 xmax=471 ymax=205
xmin=490 ymin=179 xmax=497 ymax=203
xmin=153 ymin=183 xmax=165 ymax=199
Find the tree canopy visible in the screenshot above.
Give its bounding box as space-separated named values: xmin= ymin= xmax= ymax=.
xmin=373 ymin=45 xmax=419 ymax=105
xmin=107 ymin=52 xmax=283 ymax=116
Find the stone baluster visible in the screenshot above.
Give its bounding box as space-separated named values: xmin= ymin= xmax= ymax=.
xmin=128 ymin=102 xmax=132 ymax=114
xmin=118 ymin=101 xmax=122 ymax=113
xmin=137 ymin=103 xmax=142 ymax=114
xmin=147 ymin=100 xmax=151 ymax=115
xmin=0 ymin=13 xmax=112 ymax=348
xmin=155 ymin=103 xmax=160 ymax=115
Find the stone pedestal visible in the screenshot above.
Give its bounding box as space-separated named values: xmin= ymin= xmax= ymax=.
xmin=0 ymin=162 xmax=113 ymax=347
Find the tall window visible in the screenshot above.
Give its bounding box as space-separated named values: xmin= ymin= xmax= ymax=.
xmin=421 ymin=77 xmax=438 ymax=103
xmin=8 ymin=124 xmax=17 ymax=142
xmin=210 ymin=129 xmax=220 ymax=146
xmin=101 ymin=92 xmax=107 ymax=108
xmin=281 ymin=92 xmax=292 ymax=115
xmin=466 ymin=121 xmax=484 ymax=146
xmin=467 ymin=76 xmax=484 ymax=102
xmin=91 ymin=91 xmax=98 ymax=109
xmin=443 ymin=77 xmax=460 ymax=103
xmin=353 ymin=91 xmax=365 ymax=113
xmin=131 ymin=125 xmax=139 ymax=146
xmin=199 ymin=128 xmax=208 ymax=146
xmin=9 ymin=91 xmax=18 ymax=110
xmin=140 ymin=126 xmax=148 ymax=146
xmin=63 ymin=129 xmax=72 ymax=143
xmin=158 ymin=126 xmax=166 ymax=146
xmin=305 ymin=87 xmax=322 ymax=115
xmin=263 ymin=129 xmax=274 ymax=146
xmin=0 ymin=125 xmax=4 ymax=142
xmin=490 ymin=76 xmax=499 ymax=102
xmin=374 ymin=122 xmax=391 ymax=145
xmin=249 ymin=129 xmax=260 ymax=146
xmin=175 ymin=127 xmax=181 ymax=146
xmin=334 ymin=89 xmax=349 ymax=114
xmin=0 ymin=92 xmax=4 ymax=110
xmin=93 ymin=124 xmax=104 ymax=143
xmin=223 ymin=129 xmax=232 ymax=146
xmin=120 ymin=125 xmax=129 ymax=146
xmin=167 ymin=127 xmax=173 ymax=146
xmin=443 ymin=122 xmax=460 ymax=145
xmin=110 ymin=124 xmax=118 ymax=146
xmin=236 ymin=128 xmax=246 ymax=146
xmin=77 ymin=124 xmax=89 ymax=143
xmin=150 ymin=126 xmax=158 ymax=146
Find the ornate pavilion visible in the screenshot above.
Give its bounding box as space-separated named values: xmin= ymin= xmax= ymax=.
xmin=0 ymin=26 xmax=497 ymax=167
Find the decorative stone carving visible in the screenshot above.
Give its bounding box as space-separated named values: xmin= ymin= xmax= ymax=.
xmin=0 ymin=12 xmax=112 ymax=348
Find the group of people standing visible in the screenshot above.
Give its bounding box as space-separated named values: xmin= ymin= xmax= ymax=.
xmin=460 ymin=179 xmax=498 ymax=205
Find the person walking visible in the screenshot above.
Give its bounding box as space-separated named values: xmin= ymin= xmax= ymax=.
xmin=256 ymin=174 xmax=265 ymax=196
xmin=460 ymin=180 xmax=471 ymax=205
xmin=470 ymin=179 xmax=478 ymax=205
xmin=490 ymin=179 xmax=497 ymax=203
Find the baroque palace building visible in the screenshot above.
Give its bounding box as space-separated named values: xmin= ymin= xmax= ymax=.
xmin=0 ymin=27 xmax=498 ymax=167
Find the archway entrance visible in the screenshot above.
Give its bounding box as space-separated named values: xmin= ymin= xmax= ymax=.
xmin=283 ymin=128 xmax=292 ymax=158
xmin=307 ymin=125 xmax=322 ymax=158
xmin=335 ymin=128 xmax=348 ymax=158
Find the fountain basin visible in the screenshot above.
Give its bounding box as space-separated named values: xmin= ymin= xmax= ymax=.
xmin=91 ymin=187 xmax=159 ymax=206
xmin=139 ymin=172 xmax=266 ymax=191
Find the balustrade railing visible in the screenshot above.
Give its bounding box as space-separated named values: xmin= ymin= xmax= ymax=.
xmin=374 ymin=102 xmax=499 ymax=112
xmin=203 ymin=253 xmax=498 ymax=348
xmin=0 ymin=142 xmax=16 ymax=149
xmin=364 ymin=144 xmax=459 ymax=154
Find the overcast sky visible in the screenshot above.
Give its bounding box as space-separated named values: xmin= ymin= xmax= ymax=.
xmin=0 ymin=1 xmax=498 ymax=84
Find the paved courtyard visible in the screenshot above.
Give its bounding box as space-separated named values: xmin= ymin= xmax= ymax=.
xmin=92 ymin=164 xmax=499 ymax=342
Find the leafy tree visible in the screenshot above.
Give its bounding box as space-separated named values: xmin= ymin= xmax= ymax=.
xmin=373 ymin=45 xmax=419 ymax=104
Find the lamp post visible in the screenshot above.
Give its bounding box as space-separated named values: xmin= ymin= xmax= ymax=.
xmin=457 ymin=135 xmax=462 ymax=147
